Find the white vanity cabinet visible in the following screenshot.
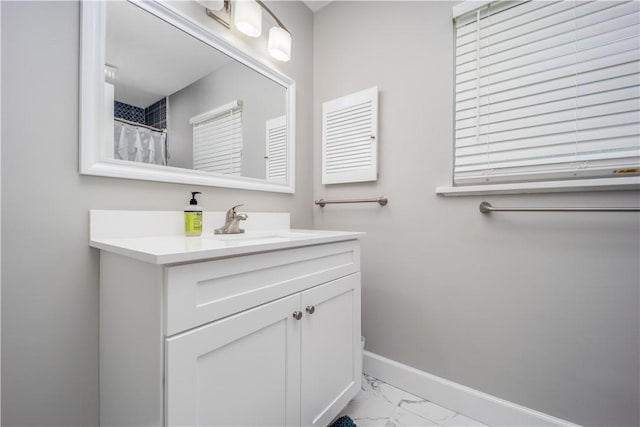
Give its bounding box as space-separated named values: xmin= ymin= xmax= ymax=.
xmin=166 ymin=273 xmax=360 ymax=426
xmin=97 ymin=236 xmax=362 ymax=427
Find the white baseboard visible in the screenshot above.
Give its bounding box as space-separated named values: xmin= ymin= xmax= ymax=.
xmin=363 ymin=351 xmax=581 ymax=427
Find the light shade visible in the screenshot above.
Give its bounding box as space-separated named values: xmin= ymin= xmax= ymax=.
xmin=268 ymin=26 xmax=291 ymax=62
xmin=234 ymin=0 xmax=262 ymax=38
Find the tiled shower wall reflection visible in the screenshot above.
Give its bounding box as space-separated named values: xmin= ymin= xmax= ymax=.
xmin=114 ymin=101 xmax=144 ymax=124
xmin=145 ymin=98 xmax=167 ymax=129
xmin=114 ymin=97 xmax=167 ymax=129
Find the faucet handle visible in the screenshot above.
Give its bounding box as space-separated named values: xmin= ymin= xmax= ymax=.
xmin=224 ymin=204 xmax=244 ymax=223
xmin=230 ymin=204 xmax=244 ymax=217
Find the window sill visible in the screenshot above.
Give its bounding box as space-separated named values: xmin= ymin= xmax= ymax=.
xmin=436 ymin=176 xmax=640 ymax=197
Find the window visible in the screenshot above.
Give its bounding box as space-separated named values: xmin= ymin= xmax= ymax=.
xmin=453 ymin=1 xmax=640 ymax=186
xmin=190 ymin=100 xmax=243 ymax=175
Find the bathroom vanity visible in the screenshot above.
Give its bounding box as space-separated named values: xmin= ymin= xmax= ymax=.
xmin=90 ymin=211 xmax=362 ymax=427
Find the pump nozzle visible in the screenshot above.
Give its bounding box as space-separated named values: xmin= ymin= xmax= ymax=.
xmin=190 ymin=192 xmax=201 ymax=205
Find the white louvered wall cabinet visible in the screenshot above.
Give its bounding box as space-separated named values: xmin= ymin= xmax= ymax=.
xmin=266 ymin=115 xmax=287 ymax=182
xmin=322 ymin=87 xmax=378 ymax=184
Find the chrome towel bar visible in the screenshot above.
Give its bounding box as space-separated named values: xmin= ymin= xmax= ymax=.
xmin=315 ymin=197 xmax=388 ymax=207
xmin=480 ymin=201 xmax=640 ymax=214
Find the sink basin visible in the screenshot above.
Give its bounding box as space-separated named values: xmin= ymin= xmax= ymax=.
xmin=209 ymin=231 xmax=317 ymax=241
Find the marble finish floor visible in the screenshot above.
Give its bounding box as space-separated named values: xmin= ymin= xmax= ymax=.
xmin=337 ymin=374 xmax=489 ymax=427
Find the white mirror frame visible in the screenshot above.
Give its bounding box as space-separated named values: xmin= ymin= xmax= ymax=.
xmin=80 ymin=0 xmax=296 ymax=193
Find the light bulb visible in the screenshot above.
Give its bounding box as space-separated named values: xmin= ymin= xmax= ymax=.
xmin=234 ymin=0 xmax=262 ymax=38
xmin=268 ymin=26 xmax=291 ymax=62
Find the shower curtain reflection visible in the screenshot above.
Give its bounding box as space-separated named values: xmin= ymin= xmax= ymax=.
xmin=114 ymin=120 xmax=167 ymax=165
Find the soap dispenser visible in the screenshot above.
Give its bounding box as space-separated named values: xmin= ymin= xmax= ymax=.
xmin=184 ymin=192 xmax=203 ymax=237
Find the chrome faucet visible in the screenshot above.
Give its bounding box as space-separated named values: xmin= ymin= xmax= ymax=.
xmin=214 ymin=204 xmax=248 ymax=234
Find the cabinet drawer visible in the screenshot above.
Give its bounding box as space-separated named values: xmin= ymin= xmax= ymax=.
xmin=165 ymin=240 xmax=360 ymax=335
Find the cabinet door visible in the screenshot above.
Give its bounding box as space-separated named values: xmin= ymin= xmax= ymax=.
xmin=165 ymin=294 xmax=301 ymax=426
xmin=301 ymin=273 xmax=362 ymax=426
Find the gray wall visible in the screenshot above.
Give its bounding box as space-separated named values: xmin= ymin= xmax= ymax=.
xmin=313 ymin=2 xmax=639 ymax=427
xmin=168 ymin=60 xmax=286 ymax=178
xmin=0 ymin=1 xmax=313 ymax=425
xmin=2 ymin=1 xmax=639 ymax=426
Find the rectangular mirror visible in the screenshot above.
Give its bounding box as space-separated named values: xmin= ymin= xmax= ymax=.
xmin=80 ymin=0 xmax=296 ymax=193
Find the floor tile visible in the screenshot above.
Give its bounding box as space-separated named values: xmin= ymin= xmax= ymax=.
xmin=342 ymin=393 xmax=397 ymax=422
xmin=389 ymin=406 xmax=440 ymax=426
xmin=363 ymin=374 xmax=427 ymax=407
xmin=338 ymin=374 xmax=489 ymax=427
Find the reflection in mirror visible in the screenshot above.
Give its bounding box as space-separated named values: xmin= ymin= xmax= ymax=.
xmin=87 ymin=0 xmax=293 ymax=190
xmin=106 ymin=1 xmax=286 ymax=180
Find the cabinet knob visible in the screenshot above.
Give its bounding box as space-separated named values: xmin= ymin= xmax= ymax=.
xmin=292 ymin=311 xmax=303 ymax=320
xmin=306 ymin=305 xmax=315 ymax=314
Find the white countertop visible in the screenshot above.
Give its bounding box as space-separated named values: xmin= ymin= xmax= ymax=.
xmin=90 ymin=229 xmax=363 ymax=264
xmin=89 ymin=210 xmax=362 ymax=264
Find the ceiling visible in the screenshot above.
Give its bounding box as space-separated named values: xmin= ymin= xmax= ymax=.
xmin=106 ymin=1 xmax=232 ymax=108
xmin=302 ymin=1 xmax=333 ymax=12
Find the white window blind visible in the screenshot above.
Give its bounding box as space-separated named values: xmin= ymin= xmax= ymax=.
xmin=454 ymin=0 xmax=640 ymax=185
xmin=190 ymin=100 xmax=243 ymax=175
xmin=265 ymin=116 xmax=287 ymax=182
xmin=322 ymin=86 xmax=378 ymax=184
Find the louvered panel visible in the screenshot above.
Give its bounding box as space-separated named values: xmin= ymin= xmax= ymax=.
xmin=191 ymin=100 xmax=243 ymax=176
xmin=265 ymin=116 xmax=287 ymax=182
xmin=322 ymin=87 xmax=378 ymax=184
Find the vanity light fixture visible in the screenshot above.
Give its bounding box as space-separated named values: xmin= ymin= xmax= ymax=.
xmin=201 ymin=0 xmax=292 ymax=62
xmin=198 ymin=0 xmax=230 ymax=28
xmin=254 ymin=0 xmax=292 ymax=62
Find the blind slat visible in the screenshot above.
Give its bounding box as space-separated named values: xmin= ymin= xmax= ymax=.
xmin=457 ymin=99 xmax=639 ymax=138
